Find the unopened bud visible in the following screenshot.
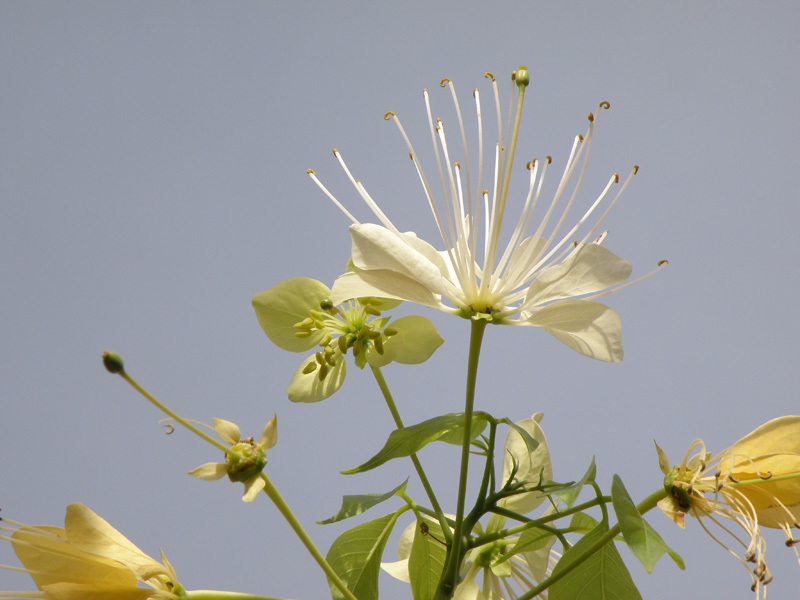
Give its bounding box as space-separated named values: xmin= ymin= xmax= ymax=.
xmin=102 ymin=351 xmax=125 ymax=374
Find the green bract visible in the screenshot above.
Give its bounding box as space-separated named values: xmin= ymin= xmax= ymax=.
xmin=252 ymin=277 xmax=444 ymax=403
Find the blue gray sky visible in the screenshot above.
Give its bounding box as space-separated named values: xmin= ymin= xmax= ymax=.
xmin=2 ymin=2 xmax=799 ymax=599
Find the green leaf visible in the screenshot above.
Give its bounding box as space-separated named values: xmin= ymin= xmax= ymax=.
xmin=408 ymin=518 xmax=448 ymax=600
xmin=342 ymin=413 xmax=491 ymax=474
xmin=326 ymin=512 xmax=400 ymax=600
xmin=568 ymin=512 xmax=599 ymax=534
xmin=610 ymin=475 xmax=684 ymax=573
xmin=509 ymin=526 xmax=554 ymax=557
xmin=286 ymin=351 xmax=346 ymax=403
xmin=550 ymin=458 xmax=597 ymax=506
xmin=498 ymin=418 xmax=540 ymax=457
xmin=252 ymin=277 xmax=331 ymax=352
xmin=549 ymin=523 xmax=642 ymax=600
xmin=367 ymin=315 xmax=444 ymax=368
xmin=318 ymin=480 xmax=408 ymax=524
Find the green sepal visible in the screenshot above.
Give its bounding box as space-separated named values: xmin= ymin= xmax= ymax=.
xmin=549 ymin=522 xmax=642 ymax=600
xmin=610 ymin=474 xmax=684 ymax=573
xmin=366 ymin=315 xmax=444 ymax=368
xmin=287 ymin=351 xmax=346 ymax=402
xmin=342 ymin=412 xmax=491 ymax=474
xmin=325 ymin=511 xmax=402 ymax=600
xmin=408 ymin=518 xmax=448 ymax=600
xmin=318 ymin=480 xmax=408 ymax=524
xmin=252 ymin=277 xmax=331 ymax=352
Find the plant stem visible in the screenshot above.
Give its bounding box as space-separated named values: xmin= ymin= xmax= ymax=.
xmin=259 ymin=474 xmax=359 ymax=600
xmin=516 ymin=487 xmax=668 ymax=600
xmin=370 ymin=365 xmax=450 ymax=542
xmin=434 ymin=319 xmax=488 ymax=600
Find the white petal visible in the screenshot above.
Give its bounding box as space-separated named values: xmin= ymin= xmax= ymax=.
xmin=525 ymin=244 xmax=631 ymax=306
xmin=500 ymin=417 xmax=552 ymax=514
xmin=331 ymin=270 xmax=443 ymax=310
xmin=527 ymin=299 xmax=623 ymax=362
xmin=213 ymin=418 xmax=241 ymax=445
xmin=349 ymin=224 xmax=449 ymax=296
xmin=187 ymin=462 xmax=228 ymax=481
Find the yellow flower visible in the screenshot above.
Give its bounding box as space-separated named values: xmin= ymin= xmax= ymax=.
xmin=188 ymin=415 xmax=277 ymax=502
xmin=656 ymin=416 xmax=800 ymax=598
xmin=0 ymin=503 xmax=182 ymax=600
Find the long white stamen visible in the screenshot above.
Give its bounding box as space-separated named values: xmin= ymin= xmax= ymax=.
xmin=333 ymin=150 xmax=399 ymax=234
xmin=307 ymin=168 xmax=360 ymax=225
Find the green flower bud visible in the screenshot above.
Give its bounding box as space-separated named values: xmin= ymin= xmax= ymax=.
xmin=102 ymin=351 xmax=125 ymax=374
xmin=225 ymin=439 xmax=267 ymax=483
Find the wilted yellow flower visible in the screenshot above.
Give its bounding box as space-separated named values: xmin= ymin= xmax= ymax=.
xmin=0 ymin=503 xmax=182 ymax=600
xmin=656 ymin=416 xmax=800 ymax=598
xmin=188 ymin=415 xmax=277 ymax=502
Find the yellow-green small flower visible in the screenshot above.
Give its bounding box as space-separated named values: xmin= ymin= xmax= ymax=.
xmin=252 ymin=277 xmax=443 ymax=403
xmin=1 ymin=503 xmax=183 ymax=600
xmin=188 ymin=415 xmax=277 ymax=502
xmin=656 ymin=416 xmax=800 ymax=598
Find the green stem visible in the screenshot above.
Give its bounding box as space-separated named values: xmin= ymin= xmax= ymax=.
xmin=259 ymin=474 xmax=359 ymax=600
xmin=434 ymin=319 xmax=488 ymax=600
xmin=118 ymin=371 xmax=229 ymax=453
xmin=186 ymin=592 xmax=292 ymax=600
xmin=516 ymin=487 xmax=668 ymax=600
xmin=370 ymin=365 xmax=450 ymax=542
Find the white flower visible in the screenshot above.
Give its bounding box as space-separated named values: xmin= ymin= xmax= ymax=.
xmin=310 ymin=67 xmax=663 ymax=362
xmin=188 ymin=415 xmax=277 ymax=502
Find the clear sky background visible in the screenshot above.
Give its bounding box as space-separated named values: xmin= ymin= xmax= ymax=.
xmin=2 ymin=2 xmax=799 ymax=599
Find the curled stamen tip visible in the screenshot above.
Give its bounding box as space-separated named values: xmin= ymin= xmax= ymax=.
xmin=658 ymin=259 xmax=669 ymax=267
xmin=599 ymin=101 xmax=611 ymax=110
xmin=440 ymin=78 xmax=450 ymax=87
xmin=306 ymin=168 xmax=315 ymax=174
xmin=633 ymin=165 xmax=640 ymax=174
xmin=383 ymin=111 xmax=395 ymax=120
xmin=526 ymin=160 xmax=534 ymax=170
xmin=484 ymin=71 xmax=495 ymax=81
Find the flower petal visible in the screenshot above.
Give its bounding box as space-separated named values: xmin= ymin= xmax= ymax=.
xmin=286 ymin=352 xmax=346 ymax=402
xmin=41 ymin=582 xmax=156 ymax=600
xmin=331 ymin=270 xmax=444 ymax=310
xmin=64 ymin=504 xmax=167 ymax=581
xmin=525 ymin=243 xmax=632 ymax=307
xmin=500 ymin=414 xmax=552 ymax=514
xmin=213 ymin=418 xmax=241 ymax=445
xmin=252 ymin=277 xmax=331 ymax=352
xmin=349 ymin=224 xmax=449 ymax=296
xmin=258 ymin=414 xmax=278 ymax=450
xmin=187 ymin=462 xmax=228 ymax=481
xmin=242 ymin=475 xmax=267 ymax=502
xmin=11 ymin=525 xmax=137 ymax=590
xmin=527 ymin=299 xmax=623 ymax=362
xmin=366 ymin=315 xmax=444 ymax=368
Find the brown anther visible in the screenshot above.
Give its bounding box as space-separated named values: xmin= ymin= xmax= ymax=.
xmin=588 ymin=112 xmax=594 ymax=122
xmin=484 ymin=72 xmax=495 ymax=81
xmin=511 ymin=70 xmax=516 ymax=80
xmin=454 ymin=161 xmax=460 ymax=168
xmin=786 ymin=538 xmax=800 ymax=547
xmin=577 ymin=134 xmax=584 ymax=142
xmin=599 ymin=101 xmax=611 ymax=110
xmin=306 ymin=168 xmax=315 ymax=174
xmin=545 ymin=155 xmax=552 ymax=164
xmin=613 ymin=173 xmax=619 ymax=184
xmin=760 ymin=470 xmax=774 ymax=480
xmin=633 ymin=165 xmax=640 ymax=174
xmin=728 ymin=474 xmax=739 ymax=483
xmin=440 ymin=78 xmax=450 ymax=87
xmin=332 ymin=148 xmax=338 ymax=155
xmin=384 ymin=111 xmax=395 ymax=120
xmin=163 ymin=423 xmax=174 ymax=435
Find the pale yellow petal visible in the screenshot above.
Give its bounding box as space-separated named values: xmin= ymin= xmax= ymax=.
xmin=242 ymin=475 xmax=266 ymax=502
xmin=64 ymin=504 xmax=166 ymax=581
xmin=212 ymin=418 xmax=241 ymax=445
xmin=187 ymin=462 xmax=228 ymax=481
xmin=41 ymin=582 xmax=155 ymax=600
xmin=258 ymin=414 xmax=278 ymax=450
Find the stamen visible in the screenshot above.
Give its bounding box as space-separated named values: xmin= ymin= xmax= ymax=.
xmin=306 ymin=168 xmax=360 ymax=225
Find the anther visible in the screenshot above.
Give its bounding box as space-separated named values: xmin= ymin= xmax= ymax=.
xmin=588 ymin=112 xmax=595 ymax=122
xmin=577 ymin=134 xmax=584 ymax=142
xmin=302 ymin=362 xmax=317 ymax=375
xmin=658 ymin=259 xmax=669 ymax=266
xmin=760 ymin=471 xmax=774 ymax=480
xmin=786 ymin=538 xmax=800 ymax=547
xmin=306 ymin=168 xmax=315 ymax=174
xmin=332 ymin=148 xmax=338 ymax=155
xmin=440 ymin=78 xmax=450 ymax=87
xmin=294 ymin=317 xmax=314 ymax=329
xmin=484 ymin=72 xmax=495 ymax=81
xmin=384 ymin=111 xmax=395 ymax=120
xmin=373 ymin=336 xmax=384 ymax=355
xmin=383 ymin=327 xmax=398 ymax=337
xmin=294 ymin=331 xmax=312 ymax=338
xmin=319 ymin=333 xmax=332 ymax=347
xmin=599 ymin=101 xmax=611 ymax=110
xmin=318 ymin=363 xmax=329 ymax=381
xmin=315 ymin=352 xmax=325 ymax=365
xmin=337 ymin=335 xmax=348 ymax=353
xmin=633 ymin=165 xmax=639 ymax=174
xmin=613 ymin=173 xmax=619 ymax=183
xmin=320 ymin=299 xmax=334 ymax=310
xmin=545 ymin=156 xmax=552 ymax=164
